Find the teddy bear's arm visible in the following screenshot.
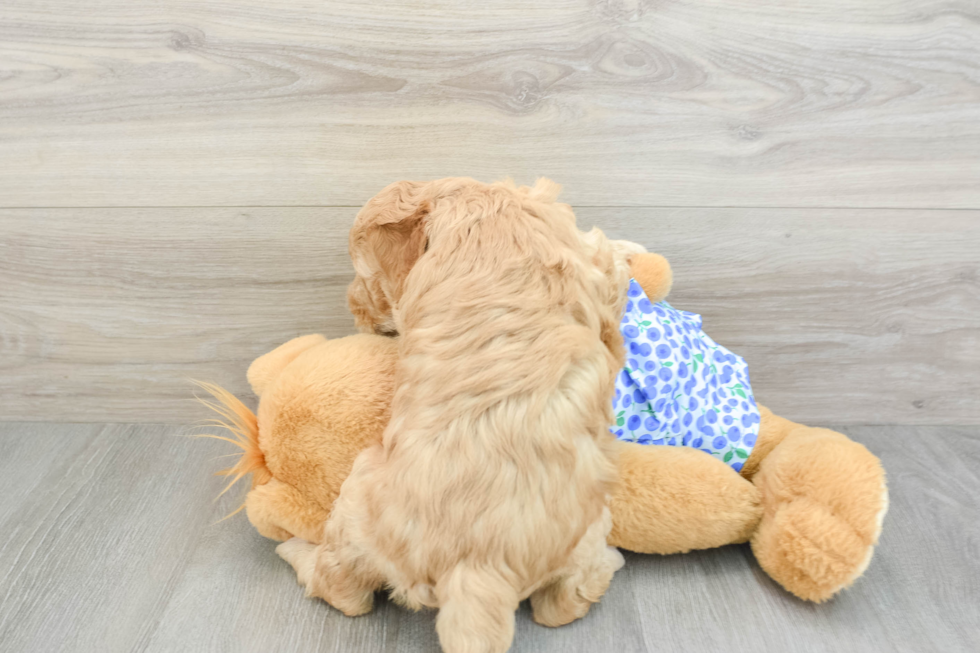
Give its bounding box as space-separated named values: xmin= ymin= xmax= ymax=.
xmin=609 ymin=442 xmax=761 ymax=554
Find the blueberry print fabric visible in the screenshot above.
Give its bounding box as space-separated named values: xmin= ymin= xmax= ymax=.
xmin=612 ymin=279 xmax=761 ymax=472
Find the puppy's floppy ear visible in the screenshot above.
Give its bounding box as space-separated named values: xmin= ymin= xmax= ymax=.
xmin=349 ymin=180 xmax=431 ymax=307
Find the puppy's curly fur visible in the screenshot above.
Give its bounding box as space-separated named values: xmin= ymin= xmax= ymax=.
xmin=279 ymin=178 xmax=641 ymax=653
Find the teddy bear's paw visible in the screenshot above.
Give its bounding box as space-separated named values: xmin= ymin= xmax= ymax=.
xmin=751 ymin=487 xmax=888 ymax=602
xmin=276 ymin=537 xmax=318 ymax=589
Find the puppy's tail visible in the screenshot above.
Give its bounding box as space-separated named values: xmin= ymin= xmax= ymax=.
xmin=435 ymin=565 xmax=519 ymax=653
xmin=191 ymin=381 xmax=272 ymax=517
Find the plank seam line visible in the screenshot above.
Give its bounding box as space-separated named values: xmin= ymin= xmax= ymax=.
xmin=1 ymin=205 xmax=979 ymax=211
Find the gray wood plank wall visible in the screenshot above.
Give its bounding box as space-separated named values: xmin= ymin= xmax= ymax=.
xmin=1 ymin=0 xmax=978 ymax=207
xmin=1 ymin=1 xmax=978 ymax=424
xmin=2 ymin=208 xmax=977 ymax=424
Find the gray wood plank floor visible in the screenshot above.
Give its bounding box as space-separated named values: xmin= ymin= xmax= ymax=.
xmin=0 ymin=422 xmax=976 ymax=652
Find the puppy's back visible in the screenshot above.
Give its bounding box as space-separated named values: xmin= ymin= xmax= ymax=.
xmin=365 ymin=182 xmax=624 ymax=603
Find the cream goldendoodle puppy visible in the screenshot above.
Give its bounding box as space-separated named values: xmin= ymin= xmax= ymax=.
xmin=277 ymin=178 xmax=642 ymax=653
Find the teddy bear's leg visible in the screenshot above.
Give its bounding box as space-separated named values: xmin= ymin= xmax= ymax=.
xmin=245 ymin=478 xmax=329 ymax=544
xmin=738 ymin=404 xmax=798 ymax=480
xmin=530 ymin=506 xmax=624 ymax=628
xmin=745 ymin=407 xmax=888 ymax=602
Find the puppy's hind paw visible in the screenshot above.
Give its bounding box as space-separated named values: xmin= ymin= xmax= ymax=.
xmin=276 ymin=537 xmax=317 ymax=589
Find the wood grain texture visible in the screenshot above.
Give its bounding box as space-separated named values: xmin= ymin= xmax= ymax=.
xmin=1 ymin=0 xmax=978 ymax=208
xmin=0 ymin=209 xmax=354 ymax=423
xmin=0 ymin=423 xmax=976 ymax=652
xmin=2 ymin=207 xmax=977 ymax=424
xmin=594 ymin=208 xmax=980 ymax=425
xmin=0 ymin=424 xmax=229 ymax=652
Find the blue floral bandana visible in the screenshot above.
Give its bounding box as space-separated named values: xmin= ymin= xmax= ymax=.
xmin=612 ymin=279 xmax=760 ymax=471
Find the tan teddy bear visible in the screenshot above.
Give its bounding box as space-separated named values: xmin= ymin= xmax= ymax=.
xmin=201 ymin=253 xmax=887 ymax=602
